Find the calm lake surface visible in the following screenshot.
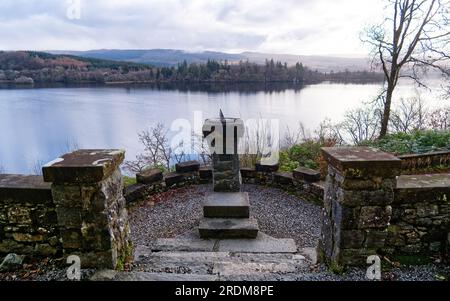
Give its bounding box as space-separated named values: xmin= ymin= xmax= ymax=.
xmin=0 ymin=82 xmax=445 ymax=174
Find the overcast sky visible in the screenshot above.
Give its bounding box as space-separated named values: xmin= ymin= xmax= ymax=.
xmin=0 ymin=0 xmax=386 ymax=57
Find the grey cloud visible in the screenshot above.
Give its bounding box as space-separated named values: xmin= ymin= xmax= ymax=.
xmin=0 ymin=0 xmax=383 ymax=55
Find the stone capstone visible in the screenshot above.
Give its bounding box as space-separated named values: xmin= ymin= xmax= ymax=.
xmin=43 ymin=149 xmax=125 ymax=183
xmin=293 ymin=167 xmax=321 ymax=182
xmin=136 ymin=168 xmax=163 ymax=185
xmin=175 ymin=161 xmax=200 ymax=173
xmin=203 ymin=192 xmax=250 ymax=218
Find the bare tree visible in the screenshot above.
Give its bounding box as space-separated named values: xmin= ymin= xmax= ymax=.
xmin=427 ymin=105 xmax=450 ymax=129
xmin=363 ymin=0 xmax=450 ymax=138
xmin=124 ymin=122 xmax=186 ymax=173
xmin=390 ymin=97 xmax=427 ymax=132
xmin=283 ymin=122 xmax=308 ymax=148
xmin=0 ymin=164 xmax=5 ymax=174
xmin=338 ymin=105 xmax=382 ymax=145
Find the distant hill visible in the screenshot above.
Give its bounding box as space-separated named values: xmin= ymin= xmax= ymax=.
xmin=49 ymin=49 xmax=372 ymax=72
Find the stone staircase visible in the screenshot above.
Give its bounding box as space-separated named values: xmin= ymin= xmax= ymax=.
xmin=91 ymin=231 xmax=317 ymax=281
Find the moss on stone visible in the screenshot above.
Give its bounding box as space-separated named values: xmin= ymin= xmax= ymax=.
xmin=392 ymin=254 xmax=432 ymax=266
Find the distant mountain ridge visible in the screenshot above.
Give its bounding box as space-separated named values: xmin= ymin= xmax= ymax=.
xmin=49 ymin=49 xmax=372 ymax=72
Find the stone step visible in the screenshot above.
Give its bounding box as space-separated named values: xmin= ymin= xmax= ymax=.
xmin=198 ymin=217 xmax=259 ymax=239
xmin=203 ymin=192 xmax=250 ymax=218
xmin=148 ymin=232 xmax=297 ymax=253
xmin=91 ymin=270 xmax=218 ymax=281
xmin=133 ymin=251 xmax=307 ymax=275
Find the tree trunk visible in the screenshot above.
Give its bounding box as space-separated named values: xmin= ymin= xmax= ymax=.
xmin=379 ymin=83 xmax=395 ymax=138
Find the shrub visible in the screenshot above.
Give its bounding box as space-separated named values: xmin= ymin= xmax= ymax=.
xmin=370 ymin=130 xmax=450 ymax=155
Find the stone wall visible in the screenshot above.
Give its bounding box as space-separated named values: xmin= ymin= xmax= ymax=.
xmin=320 ymin=147 xmax=450 ymax=267
xmin=124 ymin=161 xmax=325 ymax=206
xmin=398 ymin=150 xmax=450 ymax=174
xmin=0 ymin=175 xmax=61 ymax=257
xmin=389 ymin=174 xmax=450 ymax=255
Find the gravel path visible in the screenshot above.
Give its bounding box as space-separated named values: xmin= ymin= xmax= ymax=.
xmin=128 ymin=184 xmax=322 ymax=248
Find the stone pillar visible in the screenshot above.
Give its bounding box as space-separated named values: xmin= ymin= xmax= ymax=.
xmin=203 ymin=116 xmax=244 ymax=192
xmin=320 ymin=147 xmax=401 ymax=266
xmin=43 ymin=149 xmax=132 ymax=269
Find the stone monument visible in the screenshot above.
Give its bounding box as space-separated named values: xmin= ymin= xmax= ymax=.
xmin=199 ymin=111 xmax=259 ymax=239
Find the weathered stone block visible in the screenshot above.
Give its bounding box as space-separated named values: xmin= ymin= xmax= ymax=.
xmin=7 ymin=206 xmax=32 ymax=224
xmin=164 ymin=173 xmax=185 ymax=187
xmin=198 ymin=217 xmax=259 ymax=239
xmin=175 ymin=161 xmax=200 ymax=173
xmin=273 ymin=172 xmax=294 ymax=185
xmin=293 ymin=167 xmax=321 ymax=182
xmin=240 ymin=168 xmax=256 ymax=179
xmin=255 ymin=162 xmax=279 ymax=172
xmin=214 ymin=161 xmax=233 ymax=172
xmin=341 ymin=230 xmax=365 ymax=248
xmin=12 ymin=233 xmax=44 ymax=242
xmin=123 ymin=183 xmax=149 ymax=204
xmin=61 ymin=230 xmax=82 ymax=249
xmin=203 ymin=192 xmax=250 ymax=218
xmin=322 ymin=147 xmax=401 ymax=179
xmin=340 ymin=248 xmax=378 ymax=266
xmin=0 ymin=239 xmax=33 ymax=254
xmin=336 ymin=188 xmax=394 ymax=207
xmin=55 ymin=207 xmax=82 ymax=228
xmin=213 ymin=179 xmax=241 ymax=192
xmin=199 ymin=166 xmax=213 ymax=180
xmin=34 ymin=243 xmax=58 ymax=256
xmin=365 ymin=230 xmax=388 ymax=248
xmin=416 ymin=204 xmax=439 ymax=217
xmin=51 ymin=185 xmax=81 ymax=208
xmin=136 ymin=168 xmax=163 ymax=185
xmin=43 ymin=149 xmax=125 ymax=183
xmin=358 ymin=206 xmax=392 ymax=229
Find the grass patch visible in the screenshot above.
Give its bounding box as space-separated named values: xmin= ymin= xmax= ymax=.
xmin=123 ymin=176 xmax=136 ymax=187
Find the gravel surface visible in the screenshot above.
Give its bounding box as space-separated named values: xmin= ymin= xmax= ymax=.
xmin=1 ymin=184 xmax=447 ymax=281
xmin=128 ymin=184 xmax=322 ymax=248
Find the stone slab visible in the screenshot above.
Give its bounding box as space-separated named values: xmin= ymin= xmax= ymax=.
xmin=203 ymin=192 xmax=250 ymax=218
xmin=217 ymin=232 xmax=297 ymax=253
xmin=91 ymin=270 xmax=217 ymax=281
xmin=136 ymin=168 xmax=163 ymax=184
xmin=149 ymin=232 xmax=297 ymax=253
xmin=199 ymin=217 xmax=259 ymax=239
xmin=175 ymin=161 xmax=200 ymax=173
xmin=42 ymin=149 xmax=125 ymax=183
xmin=321 ymin=147 xmax=401 ymax=173
xmin=151 ymin=238 xmax=216 ymax=252
xmin=293 ymin=167 xmax=321 ymax=182
xmin=213 ymin=261 xmax=297 ymax=276
xmin=0 ymin=174 xmax=52 ymax=203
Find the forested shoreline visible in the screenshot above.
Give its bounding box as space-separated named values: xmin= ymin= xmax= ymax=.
xmin=0 ymin=51 xmax=384 ymax=85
